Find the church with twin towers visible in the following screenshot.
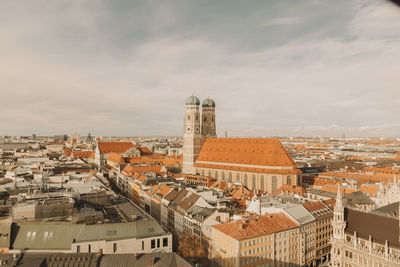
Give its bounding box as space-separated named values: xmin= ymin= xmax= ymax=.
xmin=182 ymin=95 xmax=302 ymax=194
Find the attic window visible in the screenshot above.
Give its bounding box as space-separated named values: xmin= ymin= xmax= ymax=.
xmin=149 ymin=228 xmax=154 ymax=233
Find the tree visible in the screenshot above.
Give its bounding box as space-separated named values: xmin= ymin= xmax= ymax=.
xmin=177 ymin=234 xmax=207 ymax=259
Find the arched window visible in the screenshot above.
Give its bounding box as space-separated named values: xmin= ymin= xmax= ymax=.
xmin=244 ymin=174 xmax=248 ymax=186
xmin=229 ymin=172 xmax=233 ymax=182
xmin=201 ymin=169 xmax=204 ymax=176
xmin=215 ymin=171 xmax=218 ymax=179
xmin=208 ymin=170 xmax=211 ymax=177
xmin=272 ymin=176 xmax=277 ymax=192
xmin=252 ymin=174 xmax=256 ymax=189
xmin=236 ymin=173 xmax=240 ymax=182
xmin=287 ymin=176 xmax=291 ymax=185
xmin=260 ymin=175 xmax=265 ymax=190
xmin=222 ymin=172 xmax=225 ymax=181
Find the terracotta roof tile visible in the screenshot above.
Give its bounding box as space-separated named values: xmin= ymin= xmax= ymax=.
xmin=97 ymin=142 xmax=136 ymax=154
xmin=213 ymin=213 xmax=299 ymax=240
xmin=196 ymin=138 xmax=296 ymax=168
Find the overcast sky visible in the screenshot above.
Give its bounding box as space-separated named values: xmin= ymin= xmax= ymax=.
xmin=1 ymin=0 xmax=399 ymax=138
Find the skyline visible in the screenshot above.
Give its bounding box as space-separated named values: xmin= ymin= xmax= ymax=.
xmin=1 ymin=0 xmax=400 ymax=137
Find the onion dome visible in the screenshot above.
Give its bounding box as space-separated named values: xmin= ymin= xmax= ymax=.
xmin=202 ymin=97 xmax=216 ymax=107
xmin=186 ymin=95 xmax=200 ymax=105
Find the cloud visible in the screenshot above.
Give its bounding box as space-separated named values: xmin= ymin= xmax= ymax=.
xmin=262 ymin=16 xmax=303 ymax=26
xmin=0 ymin=0 xmax=399 ymax=137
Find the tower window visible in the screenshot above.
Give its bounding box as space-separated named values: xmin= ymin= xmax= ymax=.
xmin=196 ymin=114 xmax=199 ymax=121
xmin=204 ymin=117 xmax=207 ymax=122
xmin=188 ymin=115 xmax=191 ymax=120
xmin=187 ymin=128 xmax=190 ymax=132
xmin=212 ymin=117 xmax=214 ymax=122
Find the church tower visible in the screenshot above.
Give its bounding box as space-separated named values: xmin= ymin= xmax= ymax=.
xmin=183 ymin=96 xmax=203 ymax=174
xmin=333 ymin=186 xmax=346 ymax=240
xmin=331 ymin=185 xmax=346 ymax=267
xmin=201 ymin=98 xmax=216 ymax=138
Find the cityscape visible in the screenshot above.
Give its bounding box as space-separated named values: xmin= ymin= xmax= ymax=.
xmin=1 ymin=0 xmax=400 ymax=267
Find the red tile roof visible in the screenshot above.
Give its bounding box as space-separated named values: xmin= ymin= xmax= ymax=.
xmin=97 ymin=142 xmax=136 ymax=154
xmin=107 ymin=152 xmax=124 ymax=164
xmin=72 ymin=151 xmax=95 ymax=159
xmin=213 ymin=213 xmax=299 ymax=240
xmin=196 ymin=138 xmax=297 ymax=168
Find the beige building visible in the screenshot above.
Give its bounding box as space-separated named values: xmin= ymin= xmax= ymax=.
xmin=182 ymin=96 xmax=301 ymax=193
xmin=331 ymin=188 xmax=400 ymax=266
xmin=211 ymin=213 xmax=300 ymax=267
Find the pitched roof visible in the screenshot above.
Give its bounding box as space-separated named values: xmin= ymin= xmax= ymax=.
xmin=97 ymin=142 xmax=136 ymax=154
xmin=196 ymin=138 xmax=296 ymax=168
xmin=107 ymin=152 xmax=124 ymax=164
xmin=72 ymin=151 xmax=95 ymax=159
xmin=122 ymin=165 xmax=166 ymax=176
xmin=212 ymin=213 xmax=298 ymax=240
xmin=345 ymin=208 xmax=400 ymax=248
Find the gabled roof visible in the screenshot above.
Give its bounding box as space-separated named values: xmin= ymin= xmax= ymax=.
xmin=196 ymin=138 xmax=296 ymax=168
xmin=107 ymin=152 xmax=124 ymax=164
xmin=345 ymin=208 xmax=400 ymax=248
xmin=97 ymin=142 xmax=136 ymax=154
xmin=213 ymin=213 xmax=298 ymax=240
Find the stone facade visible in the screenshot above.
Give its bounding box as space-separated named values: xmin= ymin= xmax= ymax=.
xmin=331 ymin=187 xmax=400 ymax=267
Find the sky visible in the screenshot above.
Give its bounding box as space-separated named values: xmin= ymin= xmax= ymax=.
xmin=0 ymin=0 xmax=399 ymax=138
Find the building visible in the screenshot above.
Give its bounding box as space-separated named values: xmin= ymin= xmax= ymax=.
xmin=303 ymin=201 xmax=333 ymax=264
xmin=182 ymin=96 xmax=301 ymax=193
xmin=330 ymin=187 xmax=400 ymax=266
xmin=211 ymin=213 xmax=300 ymax=267
xmin=95 ymin=142 xmax=140 ymax=166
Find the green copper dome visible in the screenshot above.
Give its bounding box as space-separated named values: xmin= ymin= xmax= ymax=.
xmin=202 ymin=98 xmax=216 ymax=107
xmin=186 ymin=95 xmax=200 ymax=105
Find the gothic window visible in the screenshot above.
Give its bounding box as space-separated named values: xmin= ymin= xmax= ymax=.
xmin=272 ymin=176 xmax=277 ymax=192
xmin=244 ymin=174 xmax=248 ymax=186
xmin=287 ymin=176 xmax=291 ymax=185
xmin=252 ymin=174 xmax=256 ymax=189
xmin=260 ymin=175 xmax=265 ymax=190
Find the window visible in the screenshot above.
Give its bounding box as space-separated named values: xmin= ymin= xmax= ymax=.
xmin=113 ymin=243 xmax=117 ymax=253
xmin=236 ymin=173 xmax=240 ymax=182
xmin=188 ymin=115 xmax=191 ymax=120
xmin=157 ymin=238 xmax=160 ymax=248
xmin=88 ymin=244 xmax=91 ymax=253
xmin=142 ymin=241 xmax=145 ymax=250
xmin=151 ymin=239 xmax=156 ymax=249
xmin=252 ymin=174 xmax=256 ymax=188
xmin=261 ymin=175 xmax=265 ymax=190
xmin=222 ymin=172 xmax=225 ymax=181
xmin=272 ymin=176 xmax=277 ymax=192
xmin=228 ymin=172 xmax=232 ymax=182
xmin=204 ymin=117 xmax=207 ymax=122
xmin=244 ymin=174 xmax=248 ymax=186
xmin=163 ymin=238 xmax=168 ymax=247
xmin=287 ymin=176 xmax=291 ymax=185
xmin=77 ymin=245 xmax=80 ymax=253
